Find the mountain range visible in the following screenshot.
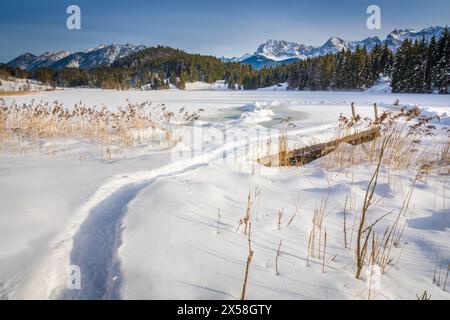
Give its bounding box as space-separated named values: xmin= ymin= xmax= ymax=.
xmin=220 ymin=26 xmax=446 ymax=68
xmin=6 ymin=26 xmax=446 ymax=71
xmin=7 ymin=43 xmax=146 ymax=71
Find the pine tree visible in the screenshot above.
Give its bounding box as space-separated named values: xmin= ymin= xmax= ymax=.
xmin=333 ymin=49 xmax=346 ymax=89
xmin=369 ymin=43 xmax=383 ymax=84
xmin=410 ymin=39 xmax=428 ymax=93
xmin=178 ymin=71 xmax=186 ymax=90
xmin=424 ymin=36 xmax=437 ymax=93
xmin=380 ymin=43 xmax=394 ymax=76
xmin=392 ymin=39 xmax=412 ymax=92
xmin=436 ymin=27 xmax=450 ymax=93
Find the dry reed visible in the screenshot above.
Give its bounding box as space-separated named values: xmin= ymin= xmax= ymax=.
xmin=0 ymin=98 xmax=181 ymax=155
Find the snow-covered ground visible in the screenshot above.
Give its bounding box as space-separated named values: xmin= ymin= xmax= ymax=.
xmin=367 ymin=76 xmax=392 ymax=94
xmin=0 ymin=88 xmax=449 ymax=300
xmin=185 ymin=80 xmax=229 ymax=91
xmin=0 ymin=77 xmax=53 ymax=92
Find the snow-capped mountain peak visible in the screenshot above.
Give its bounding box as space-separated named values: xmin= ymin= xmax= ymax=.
xmin=6 ymin=51 xmax=71 ymax=70
xmin=36 ymin=51 xmax=71 ymax=62
xmin=6 ymin=53 xmax=37 ymax=70
xmin=219 ymin=53 xmax=252 ymax=63
xmin=389 ymin=28 xmax=415 ymax=39
xmin=7 ymin=44 xmax=146 ymax=71
xmin=255 ymin=39 xmax=312 ymax=61
xmin=387 ymin=26 xmax=445 ymax=43
xmin=321 ymin=36 xmax=347 ymax=52
xmin=85 ymin=44 xmax=108 ymax=53
xmin=325 ymin=36 xmax=346 ymax=47
xmin=51 ymin=43 xmax=147 ymax=70
xmin=222 ymin=25 xmax=446 ymax=69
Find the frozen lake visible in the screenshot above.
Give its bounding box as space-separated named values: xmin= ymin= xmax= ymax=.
xmin=4 ymin=88 xmax=449 ymax=129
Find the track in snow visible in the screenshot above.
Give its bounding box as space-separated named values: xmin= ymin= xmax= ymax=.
xmin=61 ymin=183 xmax=148 ymax=299
xmin=22 ymin=123 xmax=335 ymax=299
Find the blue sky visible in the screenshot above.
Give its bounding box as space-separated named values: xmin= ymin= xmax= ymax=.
xmin=1 ymin=0 xmax=449 ymax=62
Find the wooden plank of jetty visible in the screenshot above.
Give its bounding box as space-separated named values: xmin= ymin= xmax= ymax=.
xmin=258 ymin=127 xmax=381 ymax=167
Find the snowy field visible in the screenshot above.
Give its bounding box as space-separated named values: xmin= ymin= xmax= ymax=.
xmin=0 ymin=78 xmax=54 ymax=92
xmin=0 ymin=88 xmax=449 ymax=300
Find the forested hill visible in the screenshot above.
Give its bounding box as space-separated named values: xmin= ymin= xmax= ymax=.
xmin=1 ymin=46 xmax=254 ymax=90
xmin=1 ymin=28 xmax=449 ymax=94
xmin=110 ymin=46 xmax=251 ymax=89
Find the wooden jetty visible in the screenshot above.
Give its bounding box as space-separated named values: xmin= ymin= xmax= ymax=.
xmin=258 ymin=127 xmax=381 ymax=167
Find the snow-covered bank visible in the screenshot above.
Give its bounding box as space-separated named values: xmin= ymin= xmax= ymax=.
xmin=257 ymin=83 xmax=289 ymax=91
xmin=185 ymin=81 xmax=229 ymax=91
xmin=0 ymin=77 xmax=54 ymax=92
xmin=0 ymin=89 xmax=449 ymax=300
xmin=367 ymin=76 xmax=392 ymax=94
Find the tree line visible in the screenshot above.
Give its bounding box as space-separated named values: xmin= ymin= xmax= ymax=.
xmin=277 ymin=27 xmax=449 ymax=93
xmin=1 ymin=28 xmax=448 ymax=94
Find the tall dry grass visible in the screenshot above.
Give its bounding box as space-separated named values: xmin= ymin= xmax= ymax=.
xmin=307 ymin=193 xmax=328 ymax=267
xmin=237 ymin=188 xmax=261 ymax=235
xmin=355 ymin=134 xmax=390 ymax=279
xmin=327 ymin=107 xmax=443 ymax=172
xmin=0 ymin=98 xmax=181 ymax=155
xmin=241 ymin=222 xmax=254 ymax=300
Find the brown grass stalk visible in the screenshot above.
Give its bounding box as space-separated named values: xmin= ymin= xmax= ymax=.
xmin=241 ymin=222 xmax=254 ymax=300
xmin=275 ymin=240 xmax=283 ymax=276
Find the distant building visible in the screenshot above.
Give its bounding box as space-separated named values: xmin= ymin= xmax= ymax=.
xmin=215 ymin=80 xmax=226 ymax=88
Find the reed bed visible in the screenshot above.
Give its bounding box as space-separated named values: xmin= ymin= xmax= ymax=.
xmin=0 ymin=98 xmax=181 ymax=155
xmin=327 ymin=106 xmax=444 ymax=172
